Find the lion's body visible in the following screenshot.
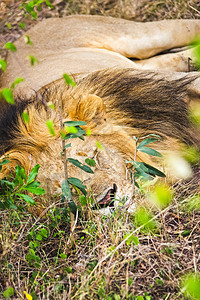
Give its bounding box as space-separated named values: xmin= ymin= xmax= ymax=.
xmin=0 ymin=15 xmax=200 ymax=205
xmin=2 ymin=15 xmax=200 ymax=93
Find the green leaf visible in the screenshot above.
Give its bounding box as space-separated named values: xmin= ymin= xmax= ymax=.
xmin=25 ymin=249 xmax=41 ymax=264
xmin=134 ymin=177 xmax=140 ymax=189
xmin=45 ymin=0 xmax=54 ymax=9
xmin=0 ymin=59 xmax=7 ymax=71
xmin=19 ymin=168 xmax=26 ymax=180
xmin=132 ymin=161 xmax=153 ymax=181
xmin=25 ymin=181 xmax=40 ymax=188
xmin=27 ymin=55 xmax=39 ymax=66
xmin=181 ymin=230 xmax=191 ymax=237
xmin=79 ymin=195 xmax=87 ymax=206
xmin=0 ymin=179 xmax=15 ymax=189
xmin=0 ymin=158 xmax=9 ymax=167
xmin=5 ymin=42 xmax=17 ymax=52
xmin=96 ymin=141 xmax=103 ymax=150
xmin=15 ymin=165 xmax=26 ymax=185
xmin=68 ymin=158 xmax=94 ymax=174
xmin=64 ymin=126 xmax=86 ymax=140
xmin=123 ymin=233 xmax=139 ymax=246
xmin=181 ymin=273 xmax=200 ymax=299
xmin=86 ymin=128 xmax=91 ymax=136
xmin=0 ymin=198 xmax=17 ymax=210
xmin=63 ymin=73 xmax=76 ymax=86
xmin=62 ymin=180 xmax=78 ymax=215
xmin=16 ymin=193 xmax=35 ymax=205
xmin=24 ymin=3 xmax=34 ymax=12
xmin=23 ymin=186 xmax=46 ymax=195
xmin=31 ymin=10 xmax=38 ymax=19
xmin=85 ymin=158 xmax=96 ymax=167
xmin=22 ymin=111 xmax=30 ymax=123
xmin=192 ymin=38 xmax=200 ymax=67
xmin=67 ymin=177 xmax=87 ymax=196
xmin=155 ymin=278 xmax=163 ymax=286
xmin=138 ymin=146 xmax=162 ymax=157
xmin=46 ymin=119 xmax=56 ymax=136
xmin=62 ymin=180 xmax=72 ymax=200
xmin=149 ymin=184 xmax=172 ymax=208
xmin=11 ymin=77 xmax=24 ymax=89
xmin=65 ymin=126 xmax=78 ymax=134
xmin=68 ymin=200 xmax=78 ymax=215
xmin=40 ymin=228 xmax=48 ymax=238
xmin=3 ymin=287 xmax=14 ymax=298
xmin=2 ymin=88 xmax=15 ymax=104
xmin=36 ymin=234 xmax=43 ymax=241
xmin=133 ymin=161 xmax=165 ymax=179
xmin=60 ymin=253 xmax=67 ymax=259
xmin=64 ymin=121 xmax=86 ymax=127
xmin=143 ymin=163 xmax=166 ymax=178
xmin=25 ymin=35 xmax=33 ymax=45
xmin=134 ymin=207 xmax=157 ymax=232
xmin=16 ymin=165 xmax=26 ymax=180
xmin=137 ymin=138 xmax=158 ymax=149
xmin=6 ymin=23 xmax=12 ymax=29
xmin=60 ymin=143 xmax=71 ymax=155
xmin=64 ymin=143 xmax=71 ymax=149
xmin=185 ymin=195 xmax=200 ymax=212
xmin=19 ymin=22 xmax=26 ymax=29
xmin=47 ymin=101 xmax=55 ymax=110
xmin=27 ymin=164 xmax=40 ymax=184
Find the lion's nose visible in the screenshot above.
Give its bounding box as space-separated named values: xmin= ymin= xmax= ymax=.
xmin=112 ymin=183 xmax=117 ymax=193
xmin=92 ymin=183 xmax=117 ymax=209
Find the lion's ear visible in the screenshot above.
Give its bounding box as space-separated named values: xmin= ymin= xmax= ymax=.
xmin=69 ymin=94 xmax=106 ymax=128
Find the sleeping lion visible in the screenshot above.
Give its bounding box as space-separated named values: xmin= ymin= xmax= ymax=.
xmin=0 ymin=15 xmax=200 ymax=210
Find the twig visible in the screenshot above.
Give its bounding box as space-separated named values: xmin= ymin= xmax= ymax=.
xmin=188 ymin=57 xmax=192 ymax=72
xmin=58 ymin=99 xmax=68 ymax=181
xmin=188 ymin=4 xmax=200 ymax=16
xmin=67 ymin=208 xmax=79 ymax=245
xmin=192 ymin=244 xmax=197 ymax=273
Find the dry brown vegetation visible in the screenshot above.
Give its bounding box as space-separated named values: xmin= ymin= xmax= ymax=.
xmin=0 ymin=1 xmax=200 ymax=299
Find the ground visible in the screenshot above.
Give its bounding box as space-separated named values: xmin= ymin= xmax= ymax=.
xmin=0 ymin=1 xmax=200 ymax=299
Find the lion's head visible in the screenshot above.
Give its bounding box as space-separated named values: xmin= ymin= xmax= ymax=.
xmin=0 ymin=83 xmax=152 ymax=210
xmin=1 ymin=68 xmax=199 ymax=211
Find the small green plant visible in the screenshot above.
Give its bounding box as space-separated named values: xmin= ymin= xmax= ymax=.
xmin=3 ymin=287 xmax=14 ymax=299
xmin=148 ymin=183 xmax=173 ymax=209
xmin=61 ymin=120 xmax=95 ymax=215
xmin=20 ymin=0 xmax=54 ymax=20
xmin=183 ymin=195 xmax=200 ymax=212
xmin=132 ymin=206 xmax=158 ymax=232
xmin=0 ymin=77 xmax=24 ymax=105
xmin=51 ymin=73 xmax=96 ymax=215
xmin=28 ymin=226 xmax=49 ymax=249
xmin=4 ymin=42 xmax=17 ymax=52
xmin=123 ymin=233 xmax=139 ymax=246
xmin=0 ymin=59 xmax=7 ymax=71
xmin=127 ymin=134 xmax=165 ymax=188
xmin=26 ymin=248 xmax=42 ymax=268
xmin=27 ymin=55 xmax=39 ymax=66
xmin=0 ymin=162 xmax=45 ymax=210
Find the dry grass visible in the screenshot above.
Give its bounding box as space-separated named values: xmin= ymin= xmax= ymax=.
xmin=0 ymin=0 xmax=200 ymax=299
xmin=0 ymin=190 xmax=200 ymax=299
